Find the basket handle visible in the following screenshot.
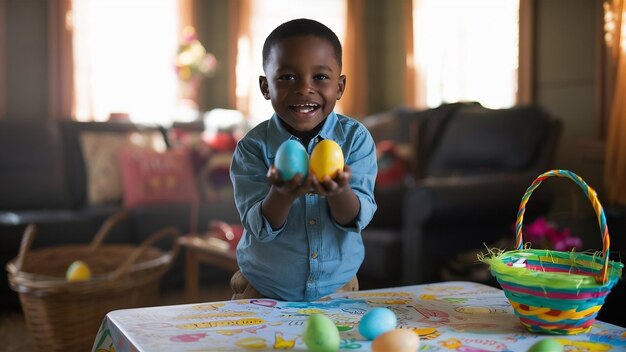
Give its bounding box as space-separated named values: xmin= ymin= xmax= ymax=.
xmin=515 ymin=169 xmax=610 ymax=284
xmin=13 ymin=224 xmax=38 ymax=272
xmin=12 ymin=211 xmax=129 ymax=272
xmin=110 ymin=226 xmax=181 ymax=281
xmin=88 ymin=211 xmax=130 ymax=252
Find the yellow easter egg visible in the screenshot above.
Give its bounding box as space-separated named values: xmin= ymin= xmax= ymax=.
xmin=66 ymin=260 xmax=92 ymax=281
xmin=371 ymin=328 xmax=420 ymax=352
xmin=309 ymin=140 xmax=344 ymax=182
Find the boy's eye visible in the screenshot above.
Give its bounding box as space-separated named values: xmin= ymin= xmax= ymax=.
xmin=278 ymin=74 xmax=296 ymax=81
xmin=314 ymin=74 xmax=329 ymax=80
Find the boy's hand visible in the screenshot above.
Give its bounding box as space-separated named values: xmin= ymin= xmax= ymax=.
xmin=311 ymin=164 xmax=352 ymax=198
xmin=266 ymin=165 xmax=311 ymax=198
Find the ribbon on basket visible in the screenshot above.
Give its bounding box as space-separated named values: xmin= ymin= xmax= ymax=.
xmin=479 ymin=169 xmax=623 ymax=335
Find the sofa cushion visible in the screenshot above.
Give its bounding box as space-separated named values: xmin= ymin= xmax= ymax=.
xmin=118 ymin=148 xmax=200 ymax=208
xmin=0 ymin=120 xmax=72 ymax=210
xmin=60 ymin=121 xmax=169 ymax=207
xmin=426 ymin=106 xmax=548 ymax=177
xmin=80 ymin=131 xmax=166 ymax=205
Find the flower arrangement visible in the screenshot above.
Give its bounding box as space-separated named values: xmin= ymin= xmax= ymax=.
xmin=175 ymin=26 xmax=218 ymax=83
xmin=523 ymin=217 xmax=582 ymax=251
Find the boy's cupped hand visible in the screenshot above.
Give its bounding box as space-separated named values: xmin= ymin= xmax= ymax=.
xmin=266 ymin=165 xmax=352 ymax=199
xmin=266 ymin=165 xmax=312 ymax=199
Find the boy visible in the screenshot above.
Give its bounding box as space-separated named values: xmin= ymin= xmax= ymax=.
xmin=229 ymin=18 xmax=377 ymax=301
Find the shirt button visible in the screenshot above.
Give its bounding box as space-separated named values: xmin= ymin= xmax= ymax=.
xmin=314 ymin=137 xmax=319 ymax=143
xmin=309 ymin=219 xmax=316 ymax=225
xmin=311 ymin=252 xmax=318 ymax=259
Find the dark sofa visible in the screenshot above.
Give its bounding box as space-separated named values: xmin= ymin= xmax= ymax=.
xmin=0 ymin=119 xmax=240 ymax=310
xmin=358 ymin=103 xmax=563 ymax=287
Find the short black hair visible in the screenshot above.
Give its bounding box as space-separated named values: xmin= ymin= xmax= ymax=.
xmin=262 ymin=18 xmax=342 ymax=70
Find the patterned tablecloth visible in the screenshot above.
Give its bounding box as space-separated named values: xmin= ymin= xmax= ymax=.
xmin=92 ymin=281 xmax=626 ymax=351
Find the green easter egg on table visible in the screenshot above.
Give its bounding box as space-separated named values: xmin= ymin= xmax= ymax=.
xmin=302 ymin=314 xmax=340 ymax=352
xmin=527 ymin=338 xmax=564 ymax=352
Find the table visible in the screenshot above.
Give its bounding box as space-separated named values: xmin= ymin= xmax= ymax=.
xmin=92 ymin=281 xmax=626 ymax=351
xmin=179 ymin=234 xmax=239 ymax=302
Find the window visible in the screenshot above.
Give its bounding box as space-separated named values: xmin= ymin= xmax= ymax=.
xmin=72 ymin=0 xmax=179 ymax=124
xmin=236 ymin=0 xmax=347 ymax=127
xmin=412 ymin=0 xmax=519 ymax=109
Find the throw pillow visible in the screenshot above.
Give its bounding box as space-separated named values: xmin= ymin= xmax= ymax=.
xmin=375 ymin=140 xmax=408 ymax=186
xmin=80 ymin=131 xmax=165 ymax=205
xmin=117 ymin=148 xmax=200 ymax=208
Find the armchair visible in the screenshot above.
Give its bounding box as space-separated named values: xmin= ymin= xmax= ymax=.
xmin=360 ymin=103 xmax=562 ymax=286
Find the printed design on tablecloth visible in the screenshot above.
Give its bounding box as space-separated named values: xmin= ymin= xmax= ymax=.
xmin=235 ymin=337 xmax=267 ymax=349
xmin=413 ymin=304 xmax=452 ymax=324
xmin=421 ymin=293 xmax=468 ymax=303
xmin=90 ymin=282 xmax=626 ymax=351
xmin=455 ymin=305 xmax=509 ymax=315
xmin=175 ymin=311 xmax=256 ymax=320
xmin=93 ymin=328 xmax=115 ymax=352
xmin=410 ymin=326 xmax=442 ymax=340
xmin=190 ymin=302 xmax=226 ymax=310
xmin=176 ymin=318 xmax=265 ymax=329
xmin=439 ymin=337 xmax=513 ymax=351
xmin=553 ymin=338 xmax=613 ymax=351
xmin=588 ymin=328 xmax=626 ymax=346
xmin=273 ymin=332 xmax=297 ymax=349
xmin=169 ymin=333 xmax=206 ymax=342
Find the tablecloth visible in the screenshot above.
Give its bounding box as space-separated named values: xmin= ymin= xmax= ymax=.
xmin=92 ymin=281 xmax=626 ymax=351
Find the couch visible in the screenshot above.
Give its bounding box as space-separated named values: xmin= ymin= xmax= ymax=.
xmin=358 ymin=103 xmax=563 ymax=287
xmin=0 ymin=118 xmax=240 ymax=310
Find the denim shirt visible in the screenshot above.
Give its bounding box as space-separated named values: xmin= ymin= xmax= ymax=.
xmin=230 ymin=112 xmax=377 ymax=301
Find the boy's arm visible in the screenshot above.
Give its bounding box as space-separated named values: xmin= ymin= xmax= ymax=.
xmin=262 ymin=166 xmax=311 ymax=229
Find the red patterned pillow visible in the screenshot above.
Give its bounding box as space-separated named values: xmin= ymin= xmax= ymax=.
xmin=118 ymin=148 xmax=200 ymax=208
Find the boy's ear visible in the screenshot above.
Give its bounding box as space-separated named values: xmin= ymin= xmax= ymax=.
xmin=259 ymin=76 xmax=270 ymax=100
xmin=336 ymin=75 xmax=346 ymax=100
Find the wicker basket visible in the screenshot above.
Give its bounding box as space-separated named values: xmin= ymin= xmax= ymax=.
xmin=6 ymin=212 xmax=180 ymax=352
xmin=481 ymin=170 xmax=623 ymax=335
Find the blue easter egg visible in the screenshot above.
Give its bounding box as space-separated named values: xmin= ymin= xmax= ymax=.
xmin=274 ymin=140 xmax=309 ymax=181
xmin=358 ymin=307 xmax=397 ymax=340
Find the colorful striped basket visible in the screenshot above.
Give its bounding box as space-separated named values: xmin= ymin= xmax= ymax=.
xmin=480 ymin=169 xmax=623 ymax=335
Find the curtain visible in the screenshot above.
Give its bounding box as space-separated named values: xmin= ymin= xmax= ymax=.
xmin=230 ymin=0 xmax=251 ymax=116
xmin=49 ymin=0 xmax=74 ymax=120
xmin=402 ymin=0 xmax=417 ymax=108
xmin=340 ymin=0 xmax=368 ymax=118
xmin=604 ymin=0 xmax=626 ymax=206
xmin=0 ymin=1 xmax=5 ymax=119
xmin=517 ymin=0 xmax=534 ymax=104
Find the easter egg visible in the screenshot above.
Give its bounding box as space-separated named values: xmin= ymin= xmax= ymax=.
xmin=371 ymin=328 xmax=420 ymax=352
xmin=66 ymin=260 xmax=92 ymax=281
xmin=274 ymin=139 xmax=309 ymax=181
xmin=309 ymin=139 xmax=344 ymax=181
xmin=527 ymin=338 xmax=564 ymax=352
xmin=358 ymin=307 xmax=397 ymax=340
xmin=302 ymin=314 xmax=340 ymax=352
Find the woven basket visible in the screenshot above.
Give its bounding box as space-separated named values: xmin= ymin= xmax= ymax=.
xmin=5 ymin=212 xmax=180 ymax=352
xmin=481 ymin=170 xmax=623 ymax=335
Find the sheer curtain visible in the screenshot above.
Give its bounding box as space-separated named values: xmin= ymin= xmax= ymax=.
xmin=72 ymin=0 xmax=180 ymax=124
xmin=604 ymin=0 xmax=626 ymax=206
xmin=411 ymin=0 xmax=519 ymax=109
xmin=48 ymin=0 xmax=74 ymax=120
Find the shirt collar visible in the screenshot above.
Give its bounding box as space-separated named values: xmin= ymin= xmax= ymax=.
xmin=265 ymin=111 xmax=346 ymax=158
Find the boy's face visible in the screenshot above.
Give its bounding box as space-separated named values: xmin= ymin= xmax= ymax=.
xmin=260 ymin=35 xmax=346 ymax=132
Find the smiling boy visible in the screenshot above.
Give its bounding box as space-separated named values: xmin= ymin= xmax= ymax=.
xmin=229 ymin=18 xmax=377 ymax=301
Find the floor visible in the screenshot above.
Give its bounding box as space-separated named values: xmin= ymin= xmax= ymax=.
xmin=0 ymin=282 xmax=233 ymax=352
